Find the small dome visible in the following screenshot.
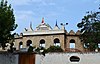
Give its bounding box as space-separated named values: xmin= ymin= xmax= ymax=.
xmin=36 ymin=23 xmax=52 ymax=31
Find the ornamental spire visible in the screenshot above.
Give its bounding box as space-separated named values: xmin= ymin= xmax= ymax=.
xmin=42 ymin=17 xmax=44 ymax=24
xmin=55 ymin=19 xmax=58 ymax=26
xmin=30 ymin=21 xmax=32 ymax=28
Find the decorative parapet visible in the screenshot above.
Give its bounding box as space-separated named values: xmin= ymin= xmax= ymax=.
xmin=76 ymin=30 xmax=81 ymax=35
xmin=23 ymin=30 xmax=65 ymax=36
xmin=69 ymin=30 xmax=75 ymax=35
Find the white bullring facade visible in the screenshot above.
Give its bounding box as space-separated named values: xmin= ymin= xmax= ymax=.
xmin=14 ymin=18 xmax=84 ymax=52
xmin=1 ymin=18 xmax=100 ymax=64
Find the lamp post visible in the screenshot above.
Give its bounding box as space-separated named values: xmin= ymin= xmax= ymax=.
xmin=60 ymin=23 xmax=68 ymax=30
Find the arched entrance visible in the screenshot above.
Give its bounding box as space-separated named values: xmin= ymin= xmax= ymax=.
xmin=54 ymin=38 xmax=60 ymax=46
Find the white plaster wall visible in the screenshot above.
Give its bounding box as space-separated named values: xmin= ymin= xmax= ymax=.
xmin=36 ymin=53 xmax=100 ymax=64
xmin=0 ymin=53 xmax=19 ymax=64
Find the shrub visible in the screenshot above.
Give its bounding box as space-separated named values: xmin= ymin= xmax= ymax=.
xmin=28 ymin=46 xmax=34 ymax=53
xmin=46 ymin=46 xmax=63 ymax=52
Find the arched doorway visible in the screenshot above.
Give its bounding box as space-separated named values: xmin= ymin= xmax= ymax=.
xmin=54 ymin=38 xmax=60 ymax=46
xmin=40 ymin=39 xmax=45 ymax=47
xmin=26 ymin=40 xmax=32 ymax=46
xmin=70 ymin=39 xmax=75 ymax=48
xmin=19 ymin=41 xmax=23 ymax=49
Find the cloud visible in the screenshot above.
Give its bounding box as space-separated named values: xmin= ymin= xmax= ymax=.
xmin=80 ymin=0 xmax=100 ymax=4
xmin=41 ymin=2 xmax=55 ymax=6
xmin=31 ymin=0 xmax=42 ymax=2
xmin=16 ymin=11 xmax=34 ymax=15
xmin=9 ymin=0 xmax=29 ymax=5
xmin=14 ymin=10 xmax=35 ymax=22
xmin=94 ymin=0 xmax=100 ymax=3
xmin=9 ymin=0 xmax=55 ymax=6
xmin=49 ymin=3 xmax=55 ymax=5
xmin=79 ymin=0 xmax=94 ymax=3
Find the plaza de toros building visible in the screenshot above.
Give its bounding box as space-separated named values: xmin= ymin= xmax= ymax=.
xmin=14 ymin=18 xmax=84 ymax=52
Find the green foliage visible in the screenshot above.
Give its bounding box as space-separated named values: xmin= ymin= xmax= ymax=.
xmin=35 ymin=47 xmax=47 ymax=53
xmin=77 ymin=6 xmax=100 ymax=51
xmin=0 ymin=0 xmax=17 ymax=49
xmin=35 ymin=47 xmax=40 ymax=53
xmin=28 ymin=46 xmax=34 ymax=53
xmin=46 ymin=46 xmax=63 ymax=52
xmin=35 ymin=47 xmax=46 ymax=56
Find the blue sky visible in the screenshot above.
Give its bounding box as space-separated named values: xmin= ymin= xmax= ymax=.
xmin=8 ymin=0 xmax=100 ymax=33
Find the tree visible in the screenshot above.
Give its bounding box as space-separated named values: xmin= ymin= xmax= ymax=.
xmin=77 ymin=6 xmax=100 ymax=51
xmin=0 ymin=0 xmax=17 ymax=49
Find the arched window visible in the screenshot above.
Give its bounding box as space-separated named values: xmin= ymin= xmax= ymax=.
xmin=98 ymin=43 xmax=100 ymax=48
xmin=70 ymin=56 xmax=80 ymax=62
xmin=40 ymin=39 xmax=45 ymax=47
xmin=19 ymin=41 xmax=23 ymax=48
xmin=26 ymin=40 xmax=32 ymax=46
xmin=70 ymin=39 xmax=75 ymax=48
xmin=54 ymin=38 xmax=60 ymax=46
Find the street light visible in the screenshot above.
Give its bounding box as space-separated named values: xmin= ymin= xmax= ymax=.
xmin=60 ymin=23 xmax=68 ymax=30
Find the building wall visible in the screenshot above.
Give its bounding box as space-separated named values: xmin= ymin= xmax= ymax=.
xmin=0 ymin=53 xmax=19 ymax=64
xmin=14 ymin=20 xmax=84 ymax=51
xmin=66 ymin=35 xmax=84 ymax=52
xmin=0 ymin=52 xmax=100 ymax=64
xmin=15 ymin=34 xmax=65 ymax=50
xmin=14 ymin=34 xmax=84 ymax=51
xmin=14 ymin=38 xmax=23 ymax=50
xmin=36 ymin=53 xmax=100 ymax=64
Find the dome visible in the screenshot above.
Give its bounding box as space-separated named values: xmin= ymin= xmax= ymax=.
xmin=36 ymin=18 xmax=52 ymax=31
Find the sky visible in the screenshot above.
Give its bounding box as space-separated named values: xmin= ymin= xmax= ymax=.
xmin=8 ymin=0 xmax=100 ymax=34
